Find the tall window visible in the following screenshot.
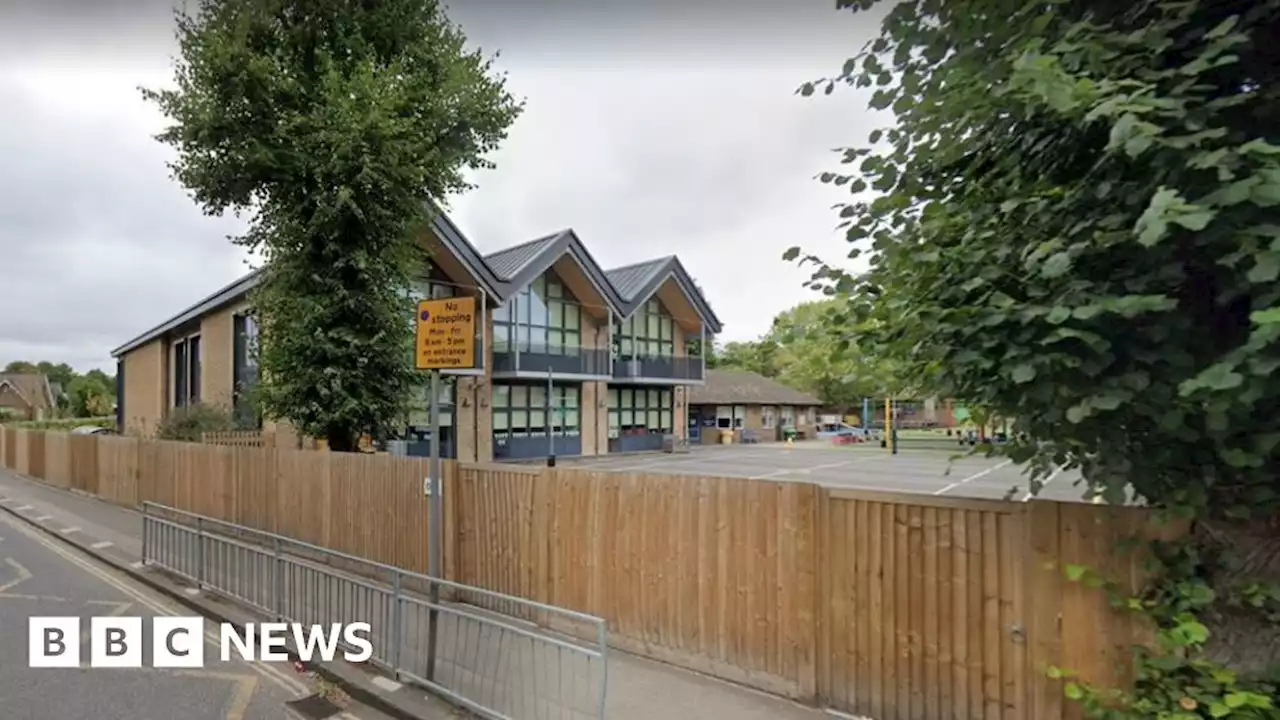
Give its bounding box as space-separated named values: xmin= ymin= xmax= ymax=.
xmin=608 ymin=387 xmax=673 ymax=438
xmin=492 ymin=382 xmax=580 ymax=438
xmin=233 ymin=313 xmax=261 ymax=428
xmin=615 ymin=299 xmax=675 ymax=359
xmin=172 ymin=334 xmax=201 ymax=408
xmin=408 ymin=260 xmax=457 ymax=303
xmin=493 ymin=273 xmax=582 ymax=355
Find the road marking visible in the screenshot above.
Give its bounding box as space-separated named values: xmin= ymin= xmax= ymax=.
xmin=0 ymin=498 xmax=12 ymax=504
xmin=91 ymin=541 xmax=114 ymax=549
xmin=16 ymin=505 xmax=32 ymax=511
xmin=1021 ymin=465 xmax=1065 ymax=502
xmin=35 ymin=515 xmax=51 ymax=521
xmin=370 ymin=675 xmax=403 ymax=692
xmin=81 ymin=600 xmax=133 ymax=645
xmin=0 ymin=557 xmax=33 ymax=592
xmin=2 ymin=513 xmax=309 ymax=698
xmin=934 ymin=459 xmax=1013 ymax=496
xmin=59 ymin=526 xmax=81 ymax=534
xmin=178 ymin=671 xmax=260 ymax=720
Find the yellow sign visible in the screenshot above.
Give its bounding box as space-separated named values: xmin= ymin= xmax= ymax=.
xmin=415 ymin=296 xmax=476 ymax=369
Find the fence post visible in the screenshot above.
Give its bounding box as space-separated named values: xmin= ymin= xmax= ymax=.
xmin=140 ymin=503 xmax=150 ymax=566
xmin=390 ymin=570 xmax=403 ymax=678
xmin=196 ymin=516 xmax=205 ymax=589
xmin=272 ymin=536 xmax=283 ymax=621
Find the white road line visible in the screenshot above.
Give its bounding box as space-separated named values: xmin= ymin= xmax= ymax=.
xmin=370 ymin=676 xmax=403 ymax=692
xmin=934 ymin=459 xmax=1013 ymax=496
xmin=1021 ymin=465 xmax=1065 ymax=502
xmin=4 ymin=516 xmax=309 ymax=697
xmin=91 ymin=541 xmax=115 ymax=549
xmin=58 ymin=526 xmax=81 ymax=534
xmin=16 ymin=505 xmax=32 ymax=511
xmin=34 ymin=515 xmax=51 ymax=521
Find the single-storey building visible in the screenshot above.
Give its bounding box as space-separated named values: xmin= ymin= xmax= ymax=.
xmin=109 ymin=212 xmax=723 ymax=462
xmin=0 ymin=373 xmax=56 ymax=421
xmin=686 ymin=369 xmax=824 ymax=443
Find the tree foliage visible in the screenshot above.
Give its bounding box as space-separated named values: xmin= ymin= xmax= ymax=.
xmin=709 ymin=299 xmax=898 ymax=407
xmin=795 ymin=0 xmax=1280 ymax=714
xmin=3 ymin=360 xmax=115 ymax=417
xmin=145 ymin=0 xmax=521 ymax=451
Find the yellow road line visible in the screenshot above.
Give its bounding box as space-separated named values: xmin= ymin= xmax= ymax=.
xmin=0 ymin=513 xmax=309 ymax=698
xmin=178 ymin=671 xmax=260 ymax=720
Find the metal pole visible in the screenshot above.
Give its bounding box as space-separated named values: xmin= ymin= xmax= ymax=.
xmin=891 ymin=397 xmax=899 ymax=455
xmin=862 ymin=397 xmax=870 ymax=433
xmin=546 ymin=366 xmax=556 ymax=467
xmin=426 ymin=369 xmax=442 ymax=681
xmin=141 ymin=503 xmax=150 ymax=566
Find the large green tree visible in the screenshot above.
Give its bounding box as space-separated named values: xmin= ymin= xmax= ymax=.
xmin=146 ymin=0 xmax=521 ymax=451
xmin=793 ymin=0 xmax=1280 ymax=713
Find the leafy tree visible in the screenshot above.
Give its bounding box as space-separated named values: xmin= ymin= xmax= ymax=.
xmin=145 ymin=0 xmax=521 ymax=452
xmin=764 ymin=299 xmax=898 ymax=408
xmin=2 ymin=361 xmax=37 ymax=374
xmin=66 ymin=370 xmax=115 ymax=417
xmin=793 ymin=0 xmax=1280 ymax=713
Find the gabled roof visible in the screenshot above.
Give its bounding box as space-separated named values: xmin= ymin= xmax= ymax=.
xmin=0 ymin=373 xmax=54 ymax=409
xmin=111 ymin=211 xmax=500 ymax=358
xmin=687 ymin=369 xmax=823 ymax=406
xmin=484 ymin=232 xmax=562 ymax=281
xmin=605 ymin=256 xmax=723 ymax=333
xmin=482 ymin=229 xmax=626 ymax=312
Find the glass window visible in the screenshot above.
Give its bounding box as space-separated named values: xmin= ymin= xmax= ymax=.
xmin=609 ymin=386 xmax=674 ymax=434
xmin=733 ymin=405 xmax=747 ymax=429
xmin=615 ymin=297 xmax=676 ymax=359
xmin=491 ymin=381 xmax=581 ymax=442
xmin=492 ymin=271 xmax=582 ymax=355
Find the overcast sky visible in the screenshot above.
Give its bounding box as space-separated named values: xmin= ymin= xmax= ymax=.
xmin=0 ymin=0 xmax=886 ymax=372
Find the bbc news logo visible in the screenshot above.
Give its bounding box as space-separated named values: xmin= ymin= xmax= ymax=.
xmin=29 ymin=618 xmax=373 ymax=668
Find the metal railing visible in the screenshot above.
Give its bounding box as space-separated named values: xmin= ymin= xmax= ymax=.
xmin=141 ymin=502 xmax=608 ymax=720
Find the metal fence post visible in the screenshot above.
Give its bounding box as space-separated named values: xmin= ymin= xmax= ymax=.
xmin=140 ymin=503 xmax=149 ymax=567
xmin=390 ymin=570 xmax=403 ymax=678
xmin=195 ymin=516 xmax=205 ymax=589
xmin=272 ymin=536 xmax=283 ymax=621
xmin=597 ymin=622 xmax=609 ymax=720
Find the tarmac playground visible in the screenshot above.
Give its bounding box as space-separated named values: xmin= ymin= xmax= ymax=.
xmin=560 ymin=440 xmax=1097 ymax=503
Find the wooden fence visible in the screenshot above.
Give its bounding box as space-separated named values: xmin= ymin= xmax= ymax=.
xmin=0 ymin=427 xmax=1164 ymax=720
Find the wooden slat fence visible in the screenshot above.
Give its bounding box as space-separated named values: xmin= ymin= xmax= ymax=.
xmin=0 ymin=428 xmax=1166 ymax=720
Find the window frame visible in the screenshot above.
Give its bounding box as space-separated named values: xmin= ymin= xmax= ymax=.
xmin=171 ymin=333 xmax=202 ymax=408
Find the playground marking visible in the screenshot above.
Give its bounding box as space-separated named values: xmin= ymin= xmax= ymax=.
xmin=933 ymin=459 xmax=1012 ymax=496
xmin=1021 ymin=465 xmax=1065 ymax=502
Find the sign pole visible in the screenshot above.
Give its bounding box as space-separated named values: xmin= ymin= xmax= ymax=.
xmin=426 ymin=368 xmax=442 ymax=681
xmin=415 ymin=294 xmax=475 ymax=684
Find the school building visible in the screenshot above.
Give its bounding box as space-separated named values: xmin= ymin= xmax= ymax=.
xmin=109 ymin=213 xmax=722 ymax=462
xmin=686 ymin=369 xmax=824 ymax=444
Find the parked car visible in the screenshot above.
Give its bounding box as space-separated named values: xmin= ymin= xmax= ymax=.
xmin=70 ymin=425 xmax=114 ymax=435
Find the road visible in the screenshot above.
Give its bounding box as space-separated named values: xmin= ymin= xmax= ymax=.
xmin=0 ymin=509 xmax=381 ymax=720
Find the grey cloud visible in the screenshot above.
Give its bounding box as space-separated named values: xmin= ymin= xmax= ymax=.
xmin=1 ymin=0 xmax=886 ymax=371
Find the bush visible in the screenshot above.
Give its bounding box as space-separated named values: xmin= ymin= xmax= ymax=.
xmin=155 ymin=403 xmax=235 ymax=442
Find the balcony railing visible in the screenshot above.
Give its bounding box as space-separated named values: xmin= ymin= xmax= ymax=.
xmin=492 ymin=342 xmax=611 ymax=377
xmin=611 ymin=354 xmax=704 ymax=382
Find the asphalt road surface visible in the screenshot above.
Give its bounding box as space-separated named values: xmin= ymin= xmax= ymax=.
xmin=0 ymin=509 xmax=374 ymax=720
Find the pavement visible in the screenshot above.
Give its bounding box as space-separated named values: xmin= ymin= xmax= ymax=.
xmin=558 ymin=441 xmax=1101 ymax=503
xmin=0 ymin=468 xmax=830 ymax=720
xmin=0 ymin=501 xmax=403 ymax=720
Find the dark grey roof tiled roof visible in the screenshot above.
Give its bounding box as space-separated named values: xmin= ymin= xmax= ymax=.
xmin=687 ymin=369 xmax=823 ymax=406
xmin=605 ymin=257 xmax=672 ymax=302
xmin=483 ymin=231 xmax=567 ymax=281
